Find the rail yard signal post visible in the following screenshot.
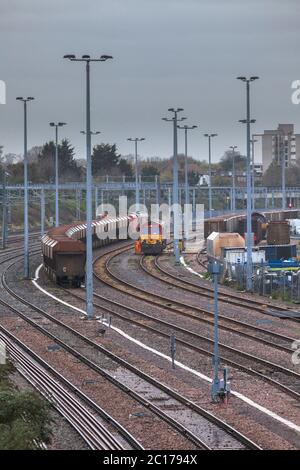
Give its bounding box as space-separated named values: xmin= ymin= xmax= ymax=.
xmin=209 ymin=260 xmax=231 ymax=402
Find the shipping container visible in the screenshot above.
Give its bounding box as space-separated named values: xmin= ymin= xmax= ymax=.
xmin=223 ymin=247 xmax=266 ymax=263
xmin=207 ymin=232 xmax=245 ymax=258
xmin=260 ymin=244 xmax=297 ymax=261
xmin=266 ymin=221 xmax=290 ymax=245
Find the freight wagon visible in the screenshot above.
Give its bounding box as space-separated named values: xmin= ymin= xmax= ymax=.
xmin=41 ymin=213 xmax=142 ymax=286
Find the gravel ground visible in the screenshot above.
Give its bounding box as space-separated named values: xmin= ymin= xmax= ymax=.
xmin=30 ymin=252 xmax=300 ymax=447
xmin=2 ymin=243 xmax=300 ymax=450
xmin=22 ymin=282 xmax=299 ymax=450
xmin=0 ymin=253 xmax=199 ymax=450
xmin=126 ymin=250 xmax=300 ymax=341
xmin=0 ymin=314 xmax=196 ymax=451
xmin=94 ymin=249 xmax=300 ymax=384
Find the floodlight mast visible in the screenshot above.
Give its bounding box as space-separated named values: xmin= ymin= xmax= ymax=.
xmin=63 ymin=54 xmax=112 ymax=318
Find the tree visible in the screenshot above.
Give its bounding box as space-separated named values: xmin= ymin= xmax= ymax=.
xmin=92 ymin=144 xmax=121 ymax=176
xmin=263 ymin=161 xmax=281 ymax=186
xmin=37 ymin=139 xmax=81 ymax=182
xmin=0 ymin=390 xmax=52 ymax=449
xmin=220 ymin=150 xmax=246 ymax=171
xmin=0 ymin=360 xmax=52 ymax=450
xmin=118 ymin=158 xmax=133 ymax=177
xmin=188 ymin=170 xmax=200 ymax=186
xmin=3 ymin=153 xmax=21 ymax=166
xmin=141 ymin=164 xmax=160 ymax=181
xmin=27 ymin=146 xmax=43 ymax=163
xmin=263 ymin=161 xmax=300 ymax=187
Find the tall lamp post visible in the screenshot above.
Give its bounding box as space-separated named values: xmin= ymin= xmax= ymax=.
xmin=127 ymin=137 xmax=145 ymax=211
xmin=177 ymin=125 xmax=197 ymax=207
xmin=81 ymin=130 xmax=101 ymax=217
xmin=1 ymin=170 xmax=8 ymax=249
xmin=229 ymin=145 xmax=237 ymax=212
xmin=237 ymin=75 xmax=259 ymax=291
xmin=162 ymin=108 xmax=186 ymax=263
xmin=16 ymin=96 xmax=34 ymax=278
xmin=279 ymin=132 xmax=290 ymax=210
xmin=250 ymin=137 xmax=257 ymax=210
xmin=49 ymin=122 xmax=67 ymax=227
xmin=204 ymin=133 xmax=218 ymax=218
xmin=64 ymin=54 xmax=112 ymax=319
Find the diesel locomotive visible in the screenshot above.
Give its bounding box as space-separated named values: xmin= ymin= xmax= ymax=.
xmin=139 ymin=221 xmax=167 ymax=255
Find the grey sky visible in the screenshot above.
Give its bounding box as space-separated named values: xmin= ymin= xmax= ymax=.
xmin=1 ymin=0 xmax=300 ymax=163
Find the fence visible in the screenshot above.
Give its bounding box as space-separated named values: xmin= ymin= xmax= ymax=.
xmin=224 ymin=260 xmax=300 ymax=302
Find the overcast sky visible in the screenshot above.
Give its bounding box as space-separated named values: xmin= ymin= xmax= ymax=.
xmin=1 ymin=0 xmax=300 ymax=163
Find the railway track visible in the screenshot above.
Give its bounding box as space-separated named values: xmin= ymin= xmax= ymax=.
xmin=140 ymin=255 xmax=296 ymax=352
xmin=92 ymin=244 xmax=300 ymax=401
xmin=0 ymin=327 xmax=130 ymax=450
xmin=0 ymin=253 xmax=250 ymax=450
xmin=0 ymin=249 xmax=146 ymax=451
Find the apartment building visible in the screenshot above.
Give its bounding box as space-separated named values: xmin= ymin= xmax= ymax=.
xmin=262 ymin=124 xmax=300 ymax=172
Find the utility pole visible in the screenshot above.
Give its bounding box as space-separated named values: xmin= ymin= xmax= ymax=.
xmin=237 ymin=76 xmax=259 ymax=291
xmin=204 ymin=133 xmax=218 ymax=218
xmin=16 ymin=96 xmax=34 ymax=278
xmin=64 ymin=54 xmax=112 ymax=319
xmin=162 ymin=109 xmax=186 ymax=263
